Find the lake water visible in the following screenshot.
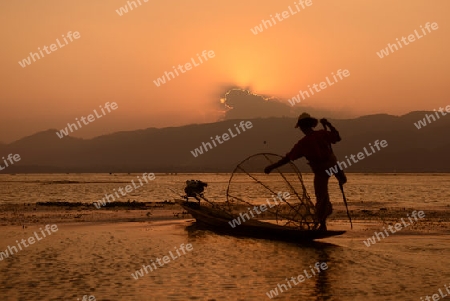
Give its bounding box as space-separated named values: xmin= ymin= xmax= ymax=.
xmin=0 ymin=173 xmax=449 ymax=300
xmin=1 ymin=173 xmax=449 ymax=208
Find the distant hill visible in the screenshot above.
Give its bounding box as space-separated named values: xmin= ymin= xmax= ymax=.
xmin=0 ymin=112 xmax=449 ymax=173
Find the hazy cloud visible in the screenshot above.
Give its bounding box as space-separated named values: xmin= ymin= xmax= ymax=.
xmin=219 ymin=88 xmax=350 ymax=121
xmin=220 ymin=89 xmax=293 ymax=120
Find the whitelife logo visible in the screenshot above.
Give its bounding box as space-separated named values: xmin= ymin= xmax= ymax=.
xmin=266 ymin=262 xmax=328 ymax=299
xmin=56 ymin=102 xmax=118 ymax=139
xmin=420 ymin=283 xmax=450 ymax=301
xmin=413 ymin=105 xmax=450 ymax=130
xmin=228 ymin=192 xmax=290 ymax=228
xmin=0 ymin=153 xmax=21 ymax=172
xmin=18 ymin=31 xmax=81 ymax=68
xmin=288 ymin=69 xmax=350 ymax=106
xmin=0 ymin=224 xmax=59 ymax=261
xmin=363 ymin=211 xmax=425 ymax=247
xmin=325 ymin=140 xmax=388 ymax=177
xmin=93 ymin=173 xmax=155 ymax=209
xmin=250 ymin=0 xmax=313 ymax=35
xmin=115 ymin=0 xmax=149 ymax=16
xmin=190 ymin=121 xmax=253 ymax=158
xmin=131 ymin=243 xmax=193 ymax=280
xmin=376 ymin=22 xmax=439 ymax=59
xmin=153 ymin=50 xmax=215 ymax=87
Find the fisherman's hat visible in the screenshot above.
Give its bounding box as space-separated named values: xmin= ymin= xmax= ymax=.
xmin=295 ymin=112 xmax=318 ymax=128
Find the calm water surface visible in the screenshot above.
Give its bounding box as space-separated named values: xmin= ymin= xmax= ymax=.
xmin=1 ymin=173 xmax=449 ymax=208
xmin=0 ymin=174 xmax=449 ymax=300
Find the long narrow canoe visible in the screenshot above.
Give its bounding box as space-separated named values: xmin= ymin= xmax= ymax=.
xmin=177 ymin=200 xmax=345 ymax=242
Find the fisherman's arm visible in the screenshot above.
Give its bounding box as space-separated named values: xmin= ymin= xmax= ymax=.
xmin=320 ymin=118 xmax=341 ymax=142
xmin=264 ymin=156 xmax=290 ymax=174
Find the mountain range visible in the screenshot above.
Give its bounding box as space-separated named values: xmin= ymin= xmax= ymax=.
xmin=0 ymin=111 xmax=449 ymax=173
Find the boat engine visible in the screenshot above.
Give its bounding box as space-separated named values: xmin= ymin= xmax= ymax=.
xmin=184 ymin=180 xmax=208 ymax=202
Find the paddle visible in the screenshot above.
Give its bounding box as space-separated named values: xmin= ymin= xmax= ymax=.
xmin=321 ymin=119 xmax=353 ymax=229
xmin=339 ymin=181 xmax=353 ymax=229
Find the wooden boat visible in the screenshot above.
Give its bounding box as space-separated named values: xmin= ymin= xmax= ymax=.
xmin=175 ymin=153 xmax=350 ymax=242
xmin=177 ymin=200 xmax=345 ymax=243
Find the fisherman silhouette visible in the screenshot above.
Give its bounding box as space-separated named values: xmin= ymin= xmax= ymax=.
xmin=264 ymin=113 xmax=346 ymax=231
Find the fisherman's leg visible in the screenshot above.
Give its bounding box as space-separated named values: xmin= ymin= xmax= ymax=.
xmin=314 ymin=172 xmax=332 ymax=230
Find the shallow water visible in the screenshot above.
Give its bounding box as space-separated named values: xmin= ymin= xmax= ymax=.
xmin=0 ymin=174 xmax=450 ymax=300
xmin=1 ymin=221 xmax=449 ymax=301
xmin=1 ymin=173 xmax=449 ymax=209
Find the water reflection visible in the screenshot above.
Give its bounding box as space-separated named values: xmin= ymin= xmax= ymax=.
xmin=183 ymin=221 xmax=340 ymax=300
xmin=314 ymin=245 xmax=332 ymax=300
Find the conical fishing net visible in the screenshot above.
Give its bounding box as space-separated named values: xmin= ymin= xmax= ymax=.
xmin=225 ymin=153 xmax=318 ymax=230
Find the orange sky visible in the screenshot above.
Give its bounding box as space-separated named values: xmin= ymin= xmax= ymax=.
xmin=1 ymin=0 xmax=449 ymax=143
